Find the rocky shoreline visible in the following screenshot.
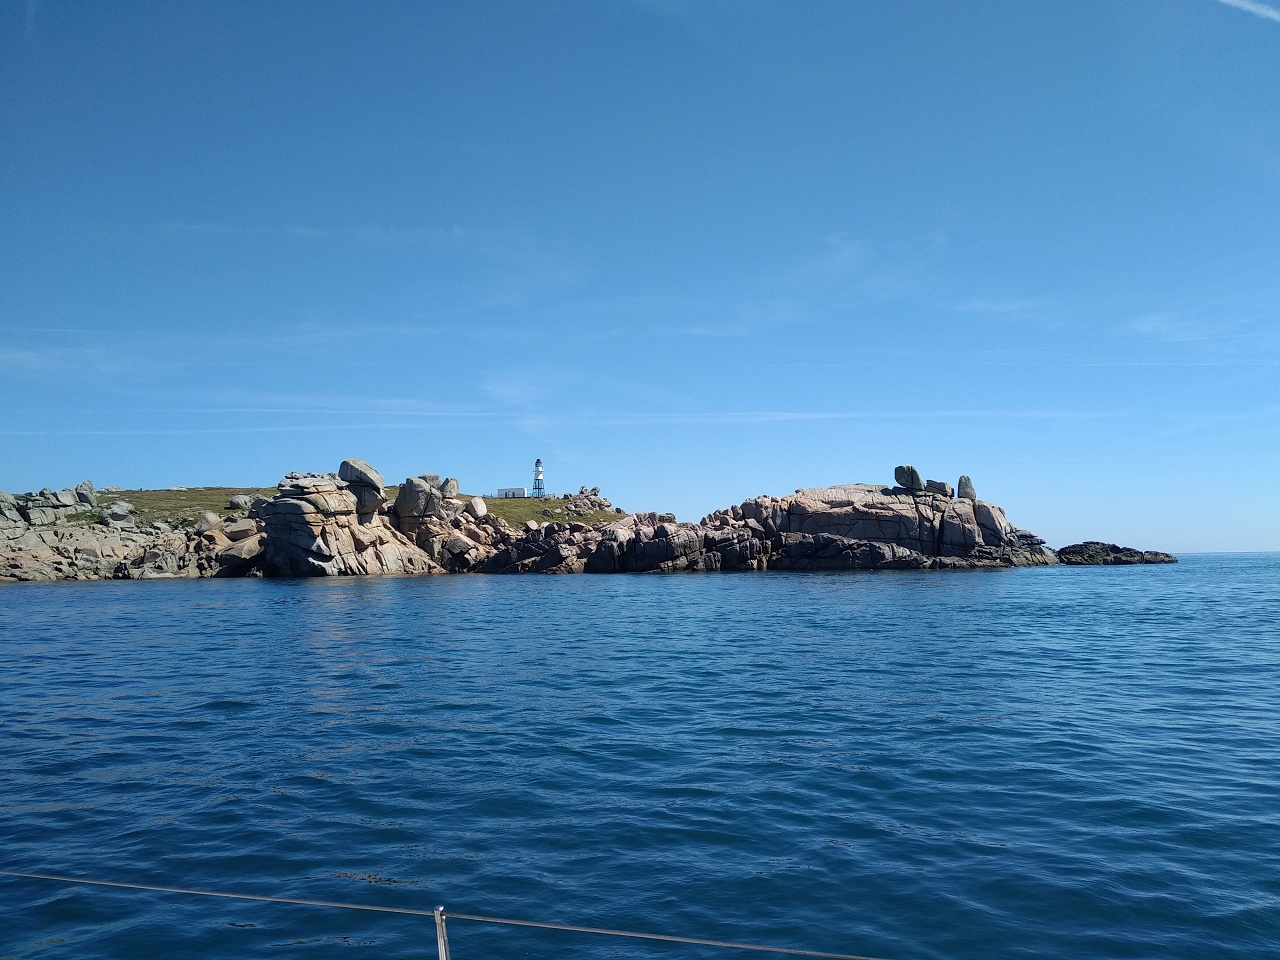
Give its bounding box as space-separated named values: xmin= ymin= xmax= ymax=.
xmin=0 ymin=459 xmax=1176 ymax=584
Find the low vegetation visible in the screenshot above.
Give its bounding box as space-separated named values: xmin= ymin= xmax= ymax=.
xmin=477 ymin=495 xmax=623 ymax=528
xmin=111 ymin=487 xmax=278 ymax=527
xmin=382 ymin=487 xmax=623 ymax=528
xmin=99 ymin=486 xmax=623 ymax=529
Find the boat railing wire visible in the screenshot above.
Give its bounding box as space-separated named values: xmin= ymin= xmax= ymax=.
xmin=0 ymin=868 xmax=888 ymax=960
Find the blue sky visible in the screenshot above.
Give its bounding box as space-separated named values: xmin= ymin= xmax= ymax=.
xmin=2 ymin=0 xmax=1278 ymax=551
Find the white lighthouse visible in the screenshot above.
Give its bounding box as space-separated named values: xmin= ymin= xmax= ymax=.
xmin=532 ymin=458 xmax=545 ymax=498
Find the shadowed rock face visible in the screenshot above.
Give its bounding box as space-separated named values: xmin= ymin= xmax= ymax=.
xmin=894 ymin=465 xmax=925 ymax=492
xmin=1057 ymin=541 xmax=1177 ymax=565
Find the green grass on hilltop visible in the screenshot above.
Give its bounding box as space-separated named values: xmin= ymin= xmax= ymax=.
xmin=476 ymin=495 xmax=624 ymax=528
xmin=94 ymin=486 xmax=624 ymax=529
xmin=112 ymin=487 xmax=278 ymax=526
xmin=386 ymin=487 xmax=624 ymax=528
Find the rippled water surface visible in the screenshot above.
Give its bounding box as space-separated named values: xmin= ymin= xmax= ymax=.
xmin=2 ymin=556 xmax=1279 ymax=959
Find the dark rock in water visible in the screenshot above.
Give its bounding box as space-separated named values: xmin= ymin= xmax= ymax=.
xmin=1057 ymin=541 xmax=1177 ymax=565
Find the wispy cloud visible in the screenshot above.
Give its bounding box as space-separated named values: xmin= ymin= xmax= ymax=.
xmin=953 ymin=297 xmax=1044 ymax=317
xmin=153 ymin=221 xmax=583 ymax=309
xmin=803 ymin=234 xmax=874 ymax=279
xmin=0 ymin=345 xmax=147 ymax=378
xmin=1212 ymin=0 xmax=1280 ymax=24
xmin=549 ymin=408 xmax=1126 ymax=426
xmin=157 ymin=221 xmax=487 ymax=248
xmin=780 ymin=357 xmax=1279 ymax=368
xmin=0 ymin=423 xmax=475 ymax=437
xmin=0 ymin=407 xmax=1125 ymax=437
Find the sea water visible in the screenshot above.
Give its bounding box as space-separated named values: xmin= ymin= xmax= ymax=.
xmin=1 ymin=555 xmax=1278 ymax=959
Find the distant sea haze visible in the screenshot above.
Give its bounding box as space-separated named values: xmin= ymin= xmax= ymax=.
xmin=3 ymin=556 xmax=1277 ymax=959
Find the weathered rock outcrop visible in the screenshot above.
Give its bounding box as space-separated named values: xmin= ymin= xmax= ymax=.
xmin=0 ymin=479 xmax=273 ymax=582
xmin=478 ymin=472 xmax=1059 ymax=575
xmin=258 ymin=469 xmax=438 ymax=577
xmin=1 ymin=523 xmax=167 ymax=582
xmin=0 ymin=482 xmax=143 ymax=582
xmin=387 ymin=472 xmax=518 ymax=573
xmin=894 ymin=464 xmax=925 ymax=492
xmin=1057 ymin=542 xmax=1177 ymax=565
xmin=556 ymin=486 xmax=619 ymax=517
xmin=2 ymin=482 xmax=97 ymax=528
xmin=1 ymin=462 xmax=1176 ymax=582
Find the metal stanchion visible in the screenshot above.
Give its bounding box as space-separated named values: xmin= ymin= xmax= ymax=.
xmin=434 ymin=905 xmax=452 ymax=960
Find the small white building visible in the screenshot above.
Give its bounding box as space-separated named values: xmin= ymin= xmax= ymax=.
xmin=497 ymin=487 xmax=528 ymax=499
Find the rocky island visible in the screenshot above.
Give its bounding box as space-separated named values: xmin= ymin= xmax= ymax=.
xmin=0 ymin=460 xmax=1175 ymax=583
